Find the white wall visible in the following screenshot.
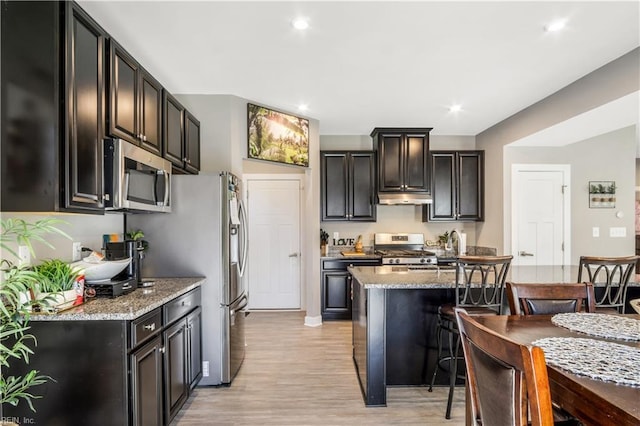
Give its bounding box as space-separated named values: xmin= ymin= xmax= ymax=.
xmin=477 ymin=48 xmax=640 ymax=253
xmin=0 ymin=212 xmax=124 ymax=264
xmin=505 ymin=126 xmax=636 ymax=263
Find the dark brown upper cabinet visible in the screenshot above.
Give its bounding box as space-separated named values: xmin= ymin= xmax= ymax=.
xmin=371 ymin=128 xmax=432 ymax=193
xmin=321 ymin=151 xmax=376 ymax=222
xmin=163 ymin=91 xmax=185 ymax=168
xmin=1 ymin=1 xmax=106 ymax=213
xmin=184 ymin=110 xmax=201 ymax=173
xmin=423 ymin=151 xmax=484 ymax=222
xmin=108 ymin=40 xmax=163 ymax=155
xmin=163 ymin=92 xmax=200 ymax=174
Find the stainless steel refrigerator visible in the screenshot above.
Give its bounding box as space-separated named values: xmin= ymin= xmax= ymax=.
xmin=130 ymin=172 xmax=248 ymax=385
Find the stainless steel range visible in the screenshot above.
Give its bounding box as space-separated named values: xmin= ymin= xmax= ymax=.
xmin=374 ymin=233 xmax=437 ymax=266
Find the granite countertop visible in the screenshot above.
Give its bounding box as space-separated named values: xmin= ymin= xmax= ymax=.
xmin=29 ymin=277 xmax=205 ymax=321
xmin=349 ymin=265 xmax=640 ymax=290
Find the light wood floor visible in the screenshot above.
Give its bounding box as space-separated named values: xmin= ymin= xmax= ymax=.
xmin=172 ymin=311 xmax=465 ymax=425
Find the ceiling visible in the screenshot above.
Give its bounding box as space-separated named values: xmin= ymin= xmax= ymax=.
xmin=78 ymin=1 xmax=639 ymax=136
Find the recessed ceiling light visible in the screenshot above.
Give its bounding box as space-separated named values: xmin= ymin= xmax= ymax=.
xmin=449 ymin=104 xmax=462 ymax=113
xmin=298 ymin=104 xmax=308 ymax=112
xmin=292 ymin=18 xmax=309 ymax=30
xmin=544 ymin=20 xmax=566 ymax=32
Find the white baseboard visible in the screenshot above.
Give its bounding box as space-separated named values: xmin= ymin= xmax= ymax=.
xmin=304 ymin=315 xmax=322 ymax=327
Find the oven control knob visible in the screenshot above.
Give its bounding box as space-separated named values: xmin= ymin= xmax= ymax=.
xmin=420 ymin=258 xmax=426 ymax=264
xmin=394 ymin=259 xmax=400 ymax=264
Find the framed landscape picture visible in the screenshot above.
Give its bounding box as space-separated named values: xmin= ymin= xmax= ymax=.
xmin=247 ymin=103 xmax=309 ymax=167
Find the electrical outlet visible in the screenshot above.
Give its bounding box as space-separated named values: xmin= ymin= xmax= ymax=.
xmin=202 ymin=361 xmax=210 ymax=377
xmin=72 ymin=242 xmax=82 ymax=261
xmin=18 ymin=245 xmax=30 ymax=266
xmin=592 ymin=227 xmax=599 ymax=238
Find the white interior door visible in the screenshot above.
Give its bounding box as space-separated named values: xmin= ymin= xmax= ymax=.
xmin=247 ymin=179 xmax=301 ymax=309
xmin=512 ymin=165 xmax=570 ymax=266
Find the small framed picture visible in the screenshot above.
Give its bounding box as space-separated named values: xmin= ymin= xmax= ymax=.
xmin=589 ymin=181 xmax=616 ymax=208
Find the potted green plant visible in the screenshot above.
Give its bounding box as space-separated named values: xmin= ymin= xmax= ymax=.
xmin=32 ymin=259 xmax=81 ymax=311
xmin=320 ymin=229 xmax=329 ymax=256
xmin=1 ymin=218 xmax=70 ymax=417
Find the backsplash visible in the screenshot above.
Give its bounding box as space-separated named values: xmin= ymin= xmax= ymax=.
xmin=1 ymin=212 xmax=123 ymax=263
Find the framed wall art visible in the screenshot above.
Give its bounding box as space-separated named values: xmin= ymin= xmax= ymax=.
xmin=589 ymin=181 xmax=616 ymax=208
xmin=247 ymin=103 xmax=309 ymax=167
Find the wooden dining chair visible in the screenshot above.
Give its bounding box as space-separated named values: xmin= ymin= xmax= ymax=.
xmin=506 ymin=282 xmax=596 ymax=315
xmin=455 ymin=309 xmax=556 ymax=426
xmin=577 ymin=255 xmax=639 ymax=313
xmin=428 ymin=255 xmax=512 ymax=419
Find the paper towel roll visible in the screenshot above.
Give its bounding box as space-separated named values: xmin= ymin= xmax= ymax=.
xmin=459 ymin=232 xmax=467 ymax=255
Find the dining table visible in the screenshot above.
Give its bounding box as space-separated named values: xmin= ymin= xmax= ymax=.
xmin=470 ymin=314 xmax=640 ymax=426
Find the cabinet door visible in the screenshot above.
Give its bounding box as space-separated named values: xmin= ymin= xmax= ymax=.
xmin=457 ymin=151 xmax=484 ymax=221
xmin=404 ymin=133 xmax=430 ymax=192
xmin=131 ymin=336 xmax=163 ymax=426
xmin=377 ymin=134 xmax=404 ymax=192
xmin=163 ymin=91 xmax=184 ymax=168
xmin=321 ymin=152 xmax=349 ymax=220
xmin=321 ymin=270 xmax=352 ymax=320
xmin=184 ymin=110 xmax=201 ymax=174
xmin=350 ymin=152 xmax=376 ymax=221
xmin=109 ymin=41 xmax=139 ymax=144
xmin=187 ymin=307 xmax=203 ymax=390
xmin=139 ymin=69 xmax=163 ymax=155
xmin=65 ymin=3 xmax=106 ymax=211
xmin=426 ymin=152 xmax=456 ymax=221
xmin=163 ymin=319 xmax=188 ymax=424
xmin=423 ymin=151 xmax=484 ymax=222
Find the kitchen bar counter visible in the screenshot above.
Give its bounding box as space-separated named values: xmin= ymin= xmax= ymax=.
xmin=31 ymin=277 xmax=204 ymax=321
xmin=350 ymin=264 xmax=640 ymax=407
xmin=349 ymin=264 xmax=640 ymax=289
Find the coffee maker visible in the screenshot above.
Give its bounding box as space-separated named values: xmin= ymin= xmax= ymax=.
xmin=105 ymin=240 xmax=144 ymax=284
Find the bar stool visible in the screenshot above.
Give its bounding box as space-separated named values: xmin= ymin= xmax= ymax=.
xmin=577 ymin=255 xmax=639 ymax=313
xmin=428 ymin=255 xmax=512 ymax=419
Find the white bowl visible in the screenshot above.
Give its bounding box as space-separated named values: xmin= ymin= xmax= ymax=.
xmin=72 ymin=258 xmax=131 ymax=282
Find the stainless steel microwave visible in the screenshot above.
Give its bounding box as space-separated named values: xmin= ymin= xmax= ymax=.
xmin=104 ymin=139 xmax=172 ymax=213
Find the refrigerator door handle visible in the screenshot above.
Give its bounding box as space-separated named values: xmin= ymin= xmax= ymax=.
xmin=230 ymin=294 xmax=248 ymax=316
xmin=238 ymin=199 xmax=248 ymax=278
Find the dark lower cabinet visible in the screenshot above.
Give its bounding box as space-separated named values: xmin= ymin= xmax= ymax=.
xmin=423 ymin=150 xmax=484 ymax=222
xmin=131 ymin=336 xmax=163 ymax=426
xmin=321 ymin=258 xmax=381 ymax=320
xmin=187 ymin=307 xmax=203 ymax=390
xmin=164 ymin=319 xmax=188 ymax=424
xmin=3 ymin=287 xmax=202 ymax=425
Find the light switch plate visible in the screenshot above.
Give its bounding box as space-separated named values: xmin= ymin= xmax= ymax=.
xmin=592 ymin=227 xmax=599 ymax=238
xmin=609 ymin=227 xmax=626 ymax=238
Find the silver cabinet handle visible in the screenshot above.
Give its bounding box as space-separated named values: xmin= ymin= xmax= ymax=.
xmin=289 ymin=253 xmax=299 ymax=258
xmin=159 ymin=346 xmax=165 ymax=354
xmin=519 ymin=251 xmax=534 ymax=257
xmin=143 ymin=323 xmax=156 ymax=331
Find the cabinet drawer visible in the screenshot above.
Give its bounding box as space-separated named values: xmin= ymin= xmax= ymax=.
xmin=164 ymin=287 xmax=201 ymax=326
xmin=322 ymin=259 xmax=381 ymax=270
xmin=131 ymin=308 xmax=162 ymax=348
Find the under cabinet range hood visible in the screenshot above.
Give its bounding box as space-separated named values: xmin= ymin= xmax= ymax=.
xmin=377 ymin=192 xmax=432 ymax=205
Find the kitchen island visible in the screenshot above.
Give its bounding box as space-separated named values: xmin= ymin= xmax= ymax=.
xmin=350 ymin=265 xmax=640 ymax=406
xmin=4 ymin=277 xmax=204 ymax=425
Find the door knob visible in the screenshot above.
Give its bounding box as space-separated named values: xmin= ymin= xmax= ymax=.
xmin=519 ymin=251 xmax=534 ymax=257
